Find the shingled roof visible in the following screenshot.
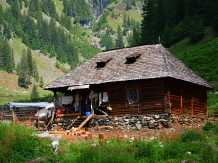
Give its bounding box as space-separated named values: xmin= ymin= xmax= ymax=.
xmin=45 ymin=44 xmax=211 ymax=90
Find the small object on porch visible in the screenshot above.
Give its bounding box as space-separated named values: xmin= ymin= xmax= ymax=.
xmin=107 ymin=107 xmax=112 ymax=111
xmin=86 ymin=111 xmax=91 ymax=117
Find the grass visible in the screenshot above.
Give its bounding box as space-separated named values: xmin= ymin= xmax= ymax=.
xmin=1 ymin=121 xmax=218 ymax=162
xmin=169 ymin=27 xmax=218 ymax=108
xmin=169 ymin=27 xmax=217 ymax=58
xmin=0 ymin=0 xmax=9 ymax=9
xmin=0 ymin=122 xmax=52 ymax=163
xmin=44 ymin=122 xmax=218 ymax=163
xmin=106 ymin=0 xmax=142 ymax=30
xmin=54 ymin=0 xmax=64 ymax=14
xmin=0 ymin=70 xmax=54 ymax=105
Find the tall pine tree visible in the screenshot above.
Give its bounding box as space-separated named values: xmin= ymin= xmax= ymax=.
xmin=116 ymin=25 xmax=124 ymax=48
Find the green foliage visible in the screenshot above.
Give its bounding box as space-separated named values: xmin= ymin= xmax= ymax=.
xmin=141 ymin=0 xmax=218 ymax=46
xmin=31 ymin=84 xmax=39 ymax=101
xmin=17 ymin=48 xmax=39 ymax=88
xmin=0 ymin=125 xmax=218 ymax=162
xmin=135 ymin=141 xmax=154 ymax=158
xmin=178 ymin=37 xmax=218 ymax=83
xmin=39 ymin=76 xmax=44 ymax=88
xmin=189 ymin=15 xmax=205 ymax=43
xmin=200 ymin=144 xmax=216 ymax=162
xmin=179 ymin=130 xmax=203 ymax=142
xmin=0 ymin=36 xmax=14 ymax=73
xmin=71 ymin=141 xmax=136 ymax=163
xmin=55 ymin=61 xmax=69 ymax=73
xmin=125 ymin=2 xmax=131 ymax=11
xmin=41 ymin=0 xmax=57 ymax=19
xmin=63 ymin=0 xmax=93 ymax=25
xmin=0 ymin=123 xmax=51 ymax=163
xmin=99 ymin=34 xmax=114 ymax=50
xmin=97 ymin=11 xmax=109 ymax=29
xmin=203 ymin=122 xmax=216 ymax=131
xmin=116 ymin=25 xmax=124 ymax=48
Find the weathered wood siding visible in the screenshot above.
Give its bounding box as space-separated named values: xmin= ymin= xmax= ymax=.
xmin=140 ymin=79 xmax=165 ymax=114
xmin=107 ymin=82 xmax=139 ymax=115
xmin=169 ymin=79 xmax=207 ymax=117
xmin=107 ymin=79 xmax=165 ymax=115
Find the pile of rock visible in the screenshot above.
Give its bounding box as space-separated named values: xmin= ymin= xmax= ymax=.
xmin=89 ymin=114 xmax=207 ymax=130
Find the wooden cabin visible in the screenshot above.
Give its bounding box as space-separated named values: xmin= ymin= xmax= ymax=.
xmin=45 ymin=44 xmax=212 ymax=117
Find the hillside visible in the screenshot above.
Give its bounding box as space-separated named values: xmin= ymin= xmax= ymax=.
xmin=0 ymin=0 xmax=143 ymax=104
xmin=169 ymin=27 xmax=218 ymax=108
xmin=0 ymin=0 xmax=218 ymax=108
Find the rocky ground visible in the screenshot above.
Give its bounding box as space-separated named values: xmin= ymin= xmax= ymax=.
xmin=52 ymin=119 xmax=212 ymax=143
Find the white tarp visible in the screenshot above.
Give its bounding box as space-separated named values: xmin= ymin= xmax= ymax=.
xmin=68 ymin=85 xmax=89 ymax=91
xmin=9 ymin=102 xmax=54 ymax=109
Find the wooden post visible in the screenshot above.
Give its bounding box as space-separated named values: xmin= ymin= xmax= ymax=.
xmin=85 ymin=134 xmax=92 ymax=140
xmin=191 ymin=99 xmax=193 ymax=116
xmin=12 ymin=110 xmax=15 ymax=122
xmin=99 ymin=133 xmax=104 ymax=139
xmin=38 ymin=112 xmax=40 ymax=129
xmin=180 ymin=86 xmax=183 ymax=113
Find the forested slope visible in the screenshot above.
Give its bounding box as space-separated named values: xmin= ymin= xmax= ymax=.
xmin=0 ymin=0 xmax=218 ymax=107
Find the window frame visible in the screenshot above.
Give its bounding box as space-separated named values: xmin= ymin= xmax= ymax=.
xmin=126 ymin=87 xmax=139 ymax=105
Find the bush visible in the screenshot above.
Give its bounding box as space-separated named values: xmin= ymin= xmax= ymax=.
xmin=179 ymin=130 xmax=203 ymax=142
xmin=0 ymin=123 xmax=51 ymax=163
xmin=135 ymin=141 xmax=154 ymax=158
xmin=203 ymin=122 xmax=215 ymax=131
xmin=200 ymin=144 xmax=216 ymax=162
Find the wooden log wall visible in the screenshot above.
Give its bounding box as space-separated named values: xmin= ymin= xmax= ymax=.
xmin=168 ymin=79 xmax=207 ymax=117
xmin=140 ymin=79 xmax=165 ymax=114
xmin=107 ymin=82 xmax=139 ymax=115
xmin=107 ymin=79 xmax=165 ymax=116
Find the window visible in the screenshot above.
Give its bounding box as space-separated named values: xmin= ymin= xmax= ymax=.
xmin=96 ymin=57 xmax=112 ymax=69
xmin=125 ymin=53 xmax=142 ymax=64
xmin=126 ymin=88 xmax=139 ymax=104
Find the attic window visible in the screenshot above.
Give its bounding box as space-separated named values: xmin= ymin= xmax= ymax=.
xmin=125 ymin=53 xmax=142 ymax=64
xmin=96 ymin=58 xmax=112 ymax=68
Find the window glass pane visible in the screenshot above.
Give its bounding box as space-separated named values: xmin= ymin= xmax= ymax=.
xmin=134 ymin=89 xmax=138 ymax=102
xmin=126 ymin=88 xmax=138 ymax=104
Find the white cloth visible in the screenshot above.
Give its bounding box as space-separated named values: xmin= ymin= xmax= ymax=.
xmin=103 ymin=92 xmax=108 ymax=102
xmin=99 ymin=93 xmax=102 ymax=106
xmin=89 ymin=90 xmax=95 ymax=99
xmin=62 ymin=96 xmax=73 ymax=105
xmin=75 ymin=92 xmax=80 ymax=101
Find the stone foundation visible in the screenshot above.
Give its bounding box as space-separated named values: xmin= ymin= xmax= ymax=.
xmin=89 ymin=114 xmax=208 ymax=130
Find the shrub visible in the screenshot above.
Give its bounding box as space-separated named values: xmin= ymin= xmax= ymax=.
xmin=0 ymin=123 xmax=51 ymax=163
xmin=135 ymin=141 xmax=154 ymax=158
xmin=200 ymin=144 xmax=216 ymax=162
xmin=179 ymin=130 xmax=203 ymax=142
xmin=203 ymin=122 xmax=215 ymax=131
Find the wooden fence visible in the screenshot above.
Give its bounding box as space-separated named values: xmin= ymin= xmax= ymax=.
xmin=0 ymin=109 xmax=37 ymax=127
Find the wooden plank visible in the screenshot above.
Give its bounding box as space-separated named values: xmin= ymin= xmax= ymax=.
xmin=58 ymin=113 xmax=81 ymax=117
xmin=78 ymin=114 xmax=93 ymax=129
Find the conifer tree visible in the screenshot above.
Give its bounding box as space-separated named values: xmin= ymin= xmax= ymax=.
xmin=31 ymin=84 xmax=39 ymax=101
xmin=39 ymin=76 xmax=44 ymax=88
xmin=32 ymin=59 xmax=39 ymax=82
xmin=123 ymin=14 xmax=127 ymax=28
xmin=27 ymin=47 xmax=33 ymax=75
xmin=0 ymin=36 xmax=14 ymax=73
xmin=18 ymin=49 xmax=30 ymax=87
xmin=116 ymin=25 xmax=124 ymax=48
